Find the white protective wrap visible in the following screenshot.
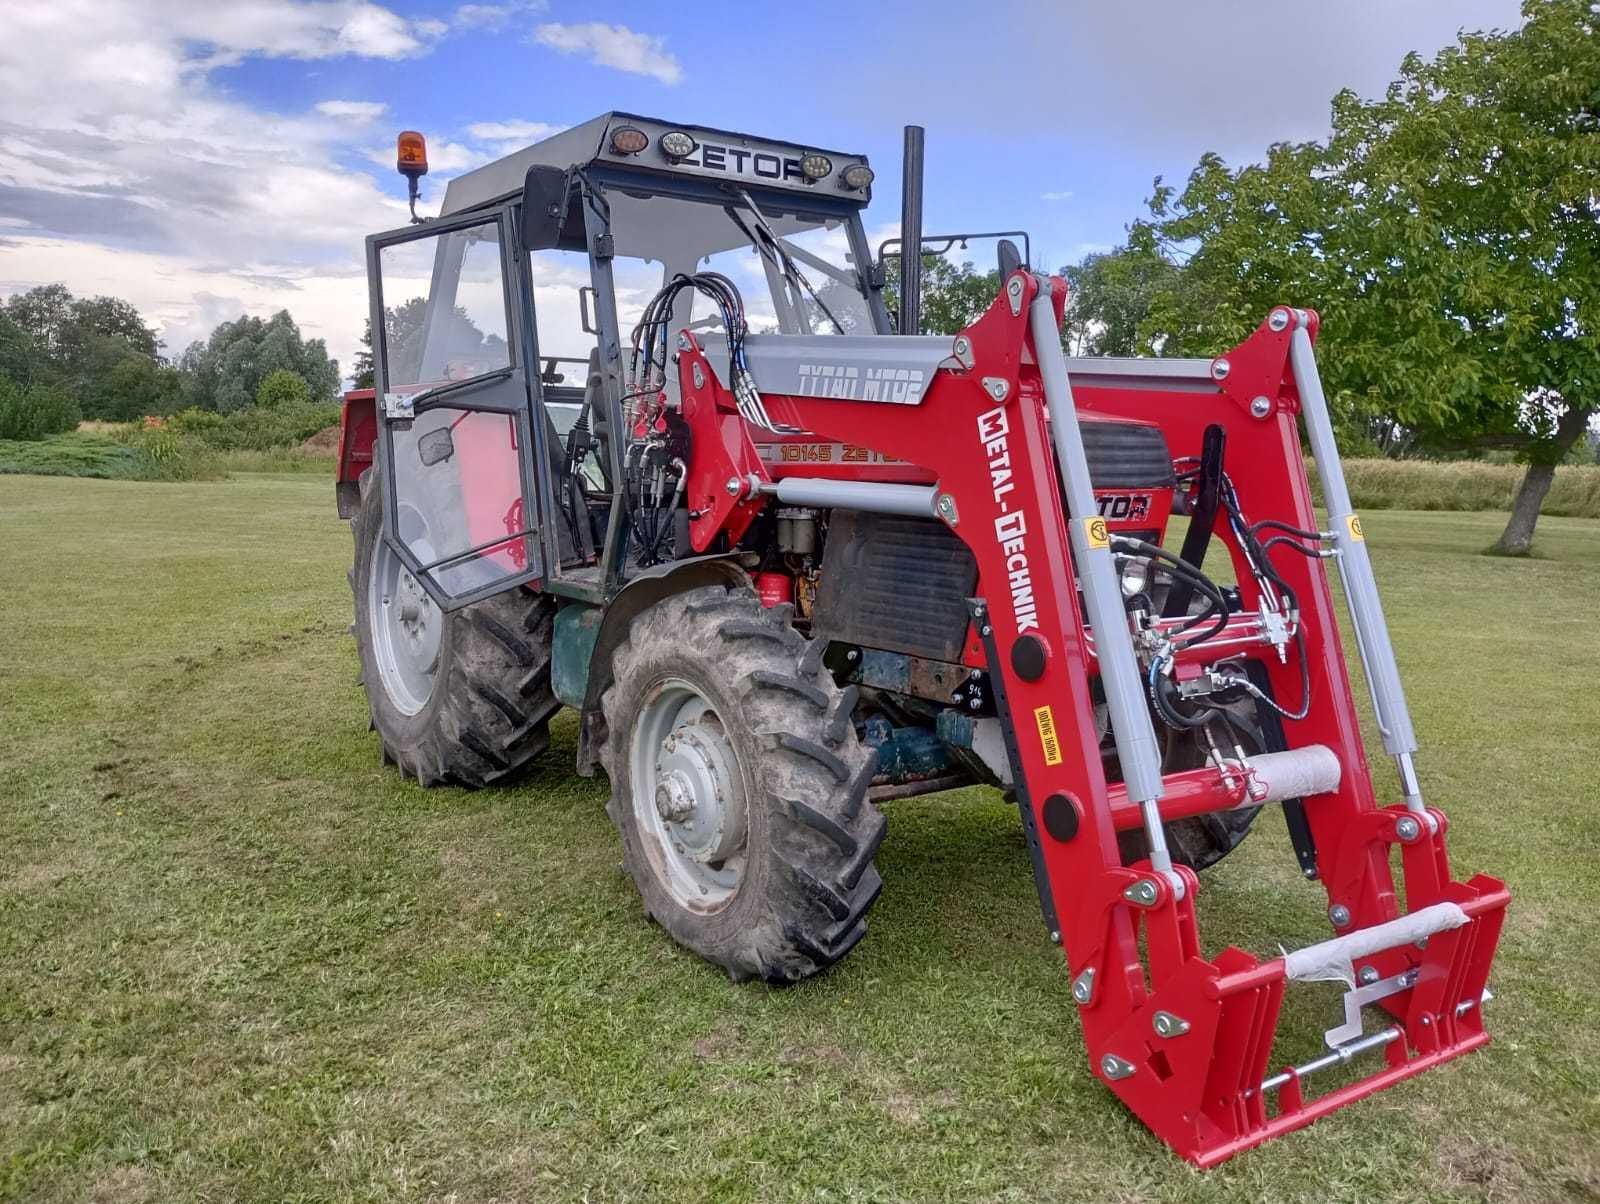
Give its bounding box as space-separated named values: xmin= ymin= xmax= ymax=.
xmin=1242 ymin=745 xmax=1341 ymax=804
xmin=1282 ymin=901 xmax=1470 ymax=987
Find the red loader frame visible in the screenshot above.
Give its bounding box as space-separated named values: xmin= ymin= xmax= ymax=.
xmin=675 ymin=271 xmax=1508 ymax=1166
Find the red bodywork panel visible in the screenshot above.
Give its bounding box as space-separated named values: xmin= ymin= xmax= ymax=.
xmin=675 ymin=275 xmax=1508 ymax=1167
xmin=337 ymin=388 xmax=377 ymax=489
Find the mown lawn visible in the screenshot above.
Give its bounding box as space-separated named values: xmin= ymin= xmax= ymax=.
xmin=1 ymin=473 xmax=1597 ymax=1203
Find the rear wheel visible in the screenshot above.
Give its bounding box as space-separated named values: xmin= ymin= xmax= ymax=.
xmin=351 ymin=467 xmax=559 ymax=787
xmin=601 ymin=585 xmax=886 ymax=982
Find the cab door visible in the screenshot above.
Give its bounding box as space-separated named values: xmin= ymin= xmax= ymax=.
xmin=367 ymin=207 xmax=546 ymax=609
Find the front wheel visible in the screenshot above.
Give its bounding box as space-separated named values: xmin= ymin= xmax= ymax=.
xmin=350 ymin=467 xmax=559 ymax=787
xmin=601 ymin=585 xmax=886 ymax=983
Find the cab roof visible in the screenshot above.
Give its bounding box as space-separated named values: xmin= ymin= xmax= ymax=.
xmin=439 ymin=112 xmax=874 ymax=217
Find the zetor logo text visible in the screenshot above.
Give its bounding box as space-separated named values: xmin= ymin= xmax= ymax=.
xmin=669 ymin=140 xmax=820 ymax=185
xmin=977 ymin=405 xmax=1039 ymax=633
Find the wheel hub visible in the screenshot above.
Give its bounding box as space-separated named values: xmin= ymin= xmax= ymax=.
xmin=654 ymin=724 xmax=746 ymax=865
xmin=369 ymin=525 xmax=443 ymax=717
xmin=394 ymin=570 xmax=435 ymax=648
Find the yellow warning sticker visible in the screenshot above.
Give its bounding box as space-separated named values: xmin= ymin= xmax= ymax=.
xmin=1084 ymin=516 xmax=1110 ymax=550
xmin=1346 ymin=513 xmax=1365 ymax=542
xmin=1034 ymin=705 xmax=1063 ymax=766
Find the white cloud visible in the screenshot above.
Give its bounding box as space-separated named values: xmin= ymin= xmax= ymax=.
xmin=0 ymin=1 xmax=470 ymax=373
xmin=466 ymin=120 xmax=559 ymax=142
xmin=1040 ymin=191 xmax=1073 ymax=202
xmin=316 ymin=99 xmax=388 ymax=122
xmin=454 ymin=2 xmax=543 ymax=31
xmin=533 ymin=22 xmax=681 ymax=85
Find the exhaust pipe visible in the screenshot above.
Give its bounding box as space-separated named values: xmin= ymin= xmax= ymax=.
xmin=898 ymin=124 xmax=924 ymax=336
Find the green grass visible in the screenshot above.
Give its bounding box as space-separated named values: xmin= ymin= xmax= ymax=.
xmin=2 ymin=475 xmax=1597 ymax=1203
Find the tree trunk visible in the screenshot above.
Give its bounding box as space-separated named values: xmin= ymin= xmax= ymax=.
xmin=1492 ymin=404 xmax=1593 ymax=555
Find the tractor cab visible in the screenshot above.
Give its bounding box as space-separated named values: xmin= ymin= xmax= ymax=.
xmin=352 ymin=113 xmax=888 ymax=608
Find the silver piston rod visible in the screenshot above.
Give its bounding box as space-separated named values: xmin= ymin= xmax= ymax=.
xmin=1286 ymin=311 xmax=1426 ymax=814
xmin=1027 ymin=278 xmax=1178 ymax=891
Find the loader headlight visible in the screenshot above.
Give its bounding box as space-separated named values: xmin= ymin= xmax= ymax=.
xmin=658 ymin=129 xmax=697 ymax=160
xmin=1119 ymin=557 xmax=1150 ymax=598
xmin=841 ymin=163 xmax=875 ymax=191
xmin=800 ymin=153 xmax=833 ymax=182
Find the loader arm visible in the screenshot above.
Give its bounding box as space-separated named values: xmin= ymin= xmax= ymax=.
xmin=674 ymin=271 xmax=1508 ymax=1166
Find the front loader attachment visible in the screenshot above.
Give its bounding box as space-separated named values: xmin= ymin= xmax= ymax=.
xmin=674 ymin=272 xmax=1508 ymax=1166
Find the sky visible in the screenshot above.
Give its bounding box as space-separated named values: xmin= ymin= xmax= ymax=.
xmin=0 ymin=0 xmax=1527 ymax=377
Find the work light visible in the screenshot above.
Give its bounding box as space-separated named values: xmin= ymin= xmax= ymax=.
xmin=610 ymin=126 xmax=649 ymax=155
xmin=800 ymin=153 xmax=833 ymax=181
xmin=841 ymin=163 xmax=875 ymax=191
xmin=658 ymin=130 xmax=697 ymax=160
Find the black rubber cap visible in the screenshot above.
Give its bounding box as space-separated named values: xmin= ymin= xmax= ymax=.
xmin=1042 ymin=793 xmax=1080 ymax=842
xmin=1011 ymin=634 xmax=1048 ymax=681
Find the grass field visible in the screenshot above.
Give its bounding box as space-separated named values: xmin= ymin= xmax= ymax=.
xmin=2 ymin=474 xmax=1598 ymax=1203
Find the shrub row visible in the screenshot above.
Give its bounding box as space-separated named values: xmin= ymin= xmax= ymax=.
xmin=1312 ymin=459 xmax=1600 ymax=520
xmin=161 ymin=402 xmax=341 ymax=451
xmin=0 ymin=379 xmax=81 ymax=441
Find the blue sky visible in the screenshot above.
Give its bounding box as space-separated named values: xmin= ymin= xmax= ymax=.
xmin=0 ymin=0 xmax=1523 ymax=373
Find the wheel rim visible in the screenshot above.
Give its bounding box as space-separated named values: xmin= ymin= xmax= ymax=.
xmin=368 ymin=506 xmax=443 ymax=716
xmin=630 ymin=678 xmax=748 ymax=913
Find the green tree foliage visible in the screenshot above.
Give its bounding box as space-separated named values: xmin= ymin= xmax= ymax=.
xmin=0 ymin=378 xmax=80 ymax=441
xmin=256 ymin=369 xmax=312 ymax=409
xmin=1129 ymin=0 xmax=1599 ymax=553
xmin=181 ymin=310 xmax=340 ymax=413
xmin=1061 ymin=240 xmax=1179 ymax=356
xmin=882 ymin=253 xmax=1002 ymax=336
xmin=2 ymin=285 xmax=170 ymax=419
xmin=0 ymin=312 xmax=39 ymax=388
xmin=352 ymin=322 xmax=375 ymax=389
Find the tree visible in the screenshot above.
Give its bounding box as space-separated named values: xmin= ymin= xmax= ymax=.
xmin=1327 ymin=0 xmax=1600 ymax=553
xmin=3 ymin=284 xmax=75 ymax=360
xmin=256 ymin=369 xmax=311 ymax=409
xmin=1061 ymin=239 xmax=1180 ymax=356
xmin=882 ymin=253 xmax=1002 ymax=336
xmin=0 ymin=378 xmax=79 ymax=441
xmin=352 ymin=322 xmax=375 ymax=389
xmin=180 ymin=310 xmax=340 ymax=413
xmin=3 ymin=285 xmax=169 ymax=419
xmin=92 ymin=355 xmax=182 ymax=421
xmin=1132 ymin=0 xmax=1600 ymax=553
xmin=0 ymin=312 xmax=38 ymax=388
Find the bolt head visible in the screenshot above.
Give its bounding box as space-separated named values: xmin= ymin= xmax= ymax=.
xmin=967 ymin=697 xmax=981 ymax=711
xmin=724 ymin=477 xmax=741 ymax=496
xmin=1395 ymin=816 xmax=1420 ymax=841
xmin=1329 ymin=904 xmax=1352 ymax=928
xmin=1268 ymin=308 xmax=1291 ymax=332
xmin=1358 ymin=965 xmax=1380 ymax=986
xmin=1210 ymin=357 xmax=1231 ymax=381
xmin=1250 ymin=396 xmax=1272 ymax=419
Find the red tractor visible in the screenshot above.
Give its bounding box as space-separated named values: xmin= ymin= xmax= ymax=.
xmin=336 ymin=115 xmax=1507 ymax=1166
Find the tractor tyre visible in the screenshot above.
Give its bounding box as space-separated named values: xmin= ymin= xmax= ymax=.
xmin=1118 ymin=703 xmax=1265 ymax=872
xmin=601 ymin=584 xmax=886 ymax=983
xmin=350 ymin=467 xmax=559 ymax=787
